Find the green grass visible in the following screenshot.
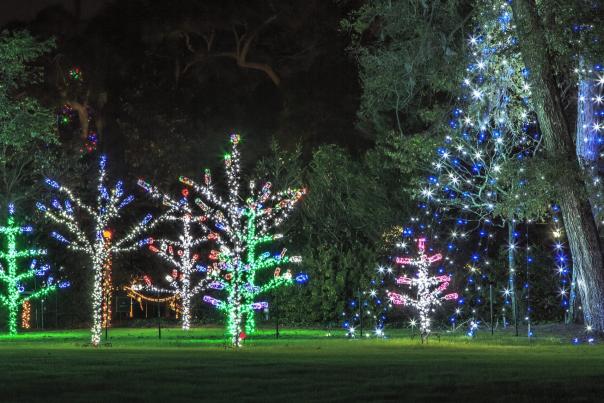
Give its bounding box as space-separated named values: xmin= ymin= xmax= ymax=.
xmin=0 ymin=327 xmax=603 ymax=402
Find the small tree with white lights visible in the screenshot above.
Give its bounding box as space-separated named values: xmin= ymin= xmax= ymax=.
xmin=136 ymin=179 xmax=219 ymax=330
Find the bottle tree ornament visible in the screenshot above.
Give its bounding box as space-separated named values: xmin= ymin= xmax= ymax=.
xmin=387 ymin=237 xmax=458 ymax=343
xmin=0 ymin=204 xmax=68 ymax=335
xmin=137 ymin=179 xmax=220 ymax=330
xmin=180 ymin=133 xmax=307 ymax=347
xmin=37 ymin=156 xmax=172 ymax=346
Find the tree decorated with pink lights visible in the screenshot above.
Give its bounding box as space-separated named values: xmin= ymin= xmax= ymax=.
xmin=387 ymin=237 xmax=458 ymax=343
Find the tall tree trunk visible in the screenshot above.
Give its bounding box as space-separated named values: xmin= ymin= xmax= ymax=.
xmin=8 ymin=302 xmax=18 ymax=336
xmin=512 ymin=0 xmax=604 ymax=331
xmin=571 ymin=60 xmax=599 ymax=324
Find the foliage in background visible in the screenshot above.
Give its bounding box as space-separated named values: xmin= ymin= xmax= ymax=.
xmin=341 ymin=0 xmax=471 ymax=139
xmin=0 ymin=30 xmax=58 ymax=207
xmin=256 ymin=142 xmax=423 ymax=324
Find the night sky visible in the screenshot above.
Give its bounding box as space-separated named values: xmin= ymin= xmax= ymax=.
xmin=0 ymin=0 xmax=108 ymax=24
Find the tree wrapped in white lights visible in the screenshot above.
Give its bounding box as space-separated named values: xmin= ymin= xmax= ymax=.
xmin=0 ymin=204 xmax=68 ymax=335
xmin=179 ymin=133 xmax=306 ymax=346
xmin=137 ymin=179 xmax=219 ymax=330
xmin=37 ymin=156 xmax=172 ymax=346
xmin=422 ymin=0 xmax=540 ymax=328
xmin=387 ymin=237 xmax=458 ymax=343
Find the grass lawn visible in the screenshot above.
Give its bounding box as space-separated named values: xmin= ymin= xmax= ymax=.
xmin=0 ymin=326 xmax=602 ymax=402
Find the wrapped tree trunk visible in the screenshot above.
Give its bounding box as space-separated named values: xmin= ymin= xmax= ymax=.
xmin=512 ymin=0 xmax=604 ymax=331
xmin=91 ymin=261 xmax=104 ymax=346
xmin=181 ymin=282 xmax=192 ymax=331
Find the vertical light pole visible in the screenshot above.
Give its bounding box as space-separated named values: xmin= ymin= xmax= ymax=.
xmin=41 ymin=299 xmax=45 ymax=330
xmin=489 ymin=281 xmax=494 ymax=336
xmin=157 ymin=289 xmax=161 ymax=340
xmin=357 ymin=289 xmax=363 ymax=338
xmin=104 ymin=291 xmax=109 ymax=341
xmin=274 ymin=291 xmax=280 ymax=339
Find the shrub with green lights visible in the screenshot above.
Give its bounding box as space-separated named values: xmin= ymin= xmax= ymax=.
xmin=0 ymin=204 xmax=68 ymax=335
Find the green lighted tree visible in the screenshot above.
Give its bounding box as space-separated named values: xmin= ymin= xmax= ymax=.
xmin=0 ymin=204 xmax=67 ymax=335
xmin=179 ymin=134 xmax=307 ymax=346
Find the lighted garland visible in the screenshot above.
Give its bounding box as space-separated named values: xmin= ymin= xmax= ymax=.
xmin=136 ymin=180 xmax=218 ymax=330
xmin=125 ymin=280 xmax=182 ymax=315
xmin=570 ymin=26 xmax=604 ymax=330
xmin=0 ymin=204 xmax=68 ymax=335
xmin=37 ymin=156 xmax=172 ymax=346
xmin=463 ymin=219 xmax=507 ymax=337
xmin=573 ymin=19 xmax=604 ymax=227
xmin=573 ymin=64 xmax=604 ymax=327
xmin=551 ymin=205 xmax=573 ymax=319
xmin=179 ymin=133 xmax=307 ymax=346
